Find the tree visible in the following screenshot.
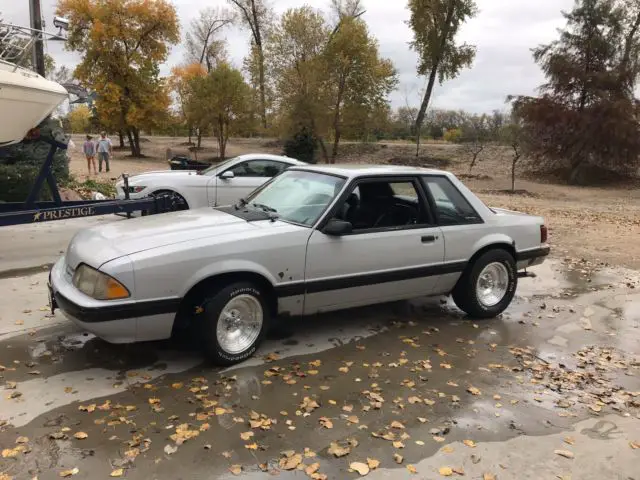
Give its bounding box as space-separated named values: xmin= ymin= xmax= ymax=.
xmin=459 ymin=113 xmax=490 ymax=172
xmin=511 ymin=0 xmax=640 ymax=184
xmin=500 ymin=118 xmax=525 ymax=192
xmin=324 ymin=16 xmax=397 ymax=161
xmin=228 ymin=0 xmax=270 ymax=129
xmin=185 ymin=7 xmax=233 ymax=72
xmin=407 ymin=0 xmax=477 ymax=155
xmin=57 ymin=0 xmax=180 ymax=157
xmin=169 ymin=63 xmax=207 ymax=146
xmin=67 ymin=105 xmax=91 ymax=133
xmin=185 ymin=63 xmax=251 ymax=159
xmin=266 ymin=6 xmax=330 ymax=158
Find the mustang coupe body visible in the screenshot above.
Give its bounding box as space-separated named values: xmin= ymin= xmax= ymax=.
xmin=115 ymin=153 xmax=306 ymax=210
xmin=51 ymin=165 xmax=549 ymax=365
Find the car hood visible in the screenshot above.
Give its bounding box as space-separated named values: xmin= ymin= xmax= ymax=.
xmin=66 ymin=208 xmax=254 ymax=269
xmin=116 ymin=170 xmax=203 ymax=184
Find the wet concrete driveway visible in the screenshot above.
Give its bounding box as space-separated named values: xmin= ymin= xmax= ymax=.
xmin=0 ymin=260 xmax=639 ymax=479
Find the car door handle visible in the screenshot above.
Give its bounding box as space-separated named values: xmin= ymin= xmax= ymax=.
xmin=421 ymin=235 xmax=437 ymax=243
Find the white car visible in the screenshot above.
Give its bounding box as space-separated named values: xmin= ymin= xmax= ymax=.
xmin=115 ymin=153 xmax=306 ymax=210
xmin=51 ymin=164 xmax=549 ymax=365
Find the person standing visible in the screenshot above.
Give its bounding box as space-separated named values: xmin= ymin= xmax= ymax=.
xmin=97 ymin=131 xmax=113 ymax=173
xmin=83 ymin=135 xmax=97 ymax=175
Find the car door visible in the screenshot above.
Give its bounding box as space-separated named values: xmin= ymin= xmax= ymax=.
xmin=303 ymin=176 xmax=445 ymax=314
xmin=214 ymin=160 xmax=290 ymax=206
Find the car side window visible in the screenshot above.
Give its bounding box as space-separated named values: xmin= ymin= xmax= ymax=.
xmin=332 ymin=179 xmax=428 ymax=232
xmin=422 ymin=176 xmax=482 ymax=226
xmin=229 ymin=160 xmax=287 ymax=178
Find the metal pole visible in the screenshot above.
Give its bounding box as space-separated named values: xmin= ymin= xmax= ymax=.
xmin=29 ymin=0 xmax=46 ymax=77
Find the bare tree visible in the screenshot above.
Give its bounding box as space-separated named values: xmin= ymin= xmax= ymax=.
xmin=185 ymin=7 xmax=234 ymax=72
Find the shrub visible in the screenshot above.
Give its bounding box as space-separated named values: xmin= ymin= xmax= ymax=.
xmin=283 ymin=126 xmax=318 ymax=164
xmin=443 ymin=128 xmax=463 ymax=143
xmin=0 ymin=117 xmax=70 ymax=202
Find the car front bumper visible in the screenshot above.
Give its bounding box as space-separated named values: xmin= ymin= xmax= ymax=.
xmin=49 ymin=257 xmax=179 ymax=344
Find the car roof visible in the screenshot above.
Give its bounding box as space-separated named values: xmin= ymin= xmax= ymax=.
xmin=288 ymin=163 xmax=453 ymax=178
xmin=235 ymin=153 xmax=307 ymax=165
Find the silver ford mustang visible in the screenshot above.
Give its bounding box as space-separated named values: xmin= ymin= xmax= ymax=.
xmin=49 ymin=165 xmax=549 ymax=365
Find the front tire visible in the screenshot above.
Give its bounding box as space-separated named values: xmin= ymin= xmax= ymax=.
xmin=452 ymin=249 xmax=517 ymax=318
xmin=199 ymin=282 xmax=270 ymax=366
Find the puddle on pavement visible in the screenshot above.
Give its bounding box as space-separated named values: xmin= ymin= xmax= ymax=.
xmin=0 ymin=259 xmax=638 ymax=479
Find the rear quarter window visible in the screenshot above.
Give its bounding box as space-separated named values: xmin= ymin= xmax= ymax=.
xmin=422 ymin=176 xmax=483 ymax=226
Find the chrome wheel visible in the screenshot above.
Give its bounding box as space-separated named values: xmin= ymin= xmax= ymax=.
xmin=476 ymin=262 xmax=509 ymax=307
xmin=216 ymin=294 xmax=263 ymax=355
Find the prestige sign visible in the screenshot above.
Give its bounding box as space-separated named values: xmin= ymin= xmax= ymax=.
xmin=33 ymin=206 xmax=96 ymax=222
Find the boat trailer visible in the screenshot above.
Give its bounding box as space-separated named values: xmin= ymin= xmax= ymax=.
xmin=0 ymin=137 xmax=172 ymax=227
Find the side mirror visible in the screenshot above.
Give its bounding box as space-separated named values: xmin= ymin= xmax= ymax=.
xmin=323 ymin=219 xmax=352 ymax=236
xmin=219 ymin=170 xmax=234 ymax=180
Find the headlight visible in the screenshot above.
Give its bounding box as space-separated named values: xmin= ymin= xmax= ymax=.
xmin=72 ymin=264 xmax=130 ymax=300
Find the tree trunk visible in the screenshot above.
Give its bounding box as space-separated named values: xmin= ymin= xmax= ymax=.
xmin=118 ymin=130 xmax=125 ymax=148
xmin=129 ymin=127 xmax=142 ymax=157
xmin=218 ymin=115 xmax=226 ymax=159
xmin=126 ymin=128 xmax=136 ymax=157
xmin=197 ymin=130 xmax=202 ymax=149
xmin=188 ymin=127 xmax=192 ymax=145
xmin=414 ymin=66 xmax=438 ymax=157
xmin=331 ymin=78 xmax=346 ymax=164
xmin=511 ymin=157 xmax=519 ymax=192
xmin=258 ymin=48 xmax=267 ymax=130
xmin=318 ymin=137 xmax=329 ymax=164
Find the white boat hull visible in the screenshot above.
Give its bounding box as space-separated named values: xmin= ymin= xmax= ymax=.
xmin=0 ymin=61 xmax=69 ymax=146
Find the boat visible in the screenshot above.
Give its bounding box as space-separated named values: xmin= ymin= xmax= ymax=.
xmin=0 ymin=23 xmax=69 ymax=146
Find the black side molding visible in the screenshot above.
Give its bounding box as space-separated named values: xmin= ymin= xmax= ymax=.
xmin=516 ymin=246 xmax=551 ymax=261
xmin=54 ymin=291 xmax=180 ymax=323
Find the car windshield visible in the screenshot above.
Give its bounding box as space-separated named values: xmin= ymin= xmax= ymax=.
xmin=246 ymin=170 xmax=346 ymax=226
xmin=200 ymin=156 xmax=239 ymax=176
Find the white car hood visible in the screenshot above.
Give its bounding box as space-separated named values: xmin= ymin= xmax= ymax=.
xmin=66 ymin=208 xmax=254 ymax=269
xmin=121 ymin=170 xmax=203 ymax=183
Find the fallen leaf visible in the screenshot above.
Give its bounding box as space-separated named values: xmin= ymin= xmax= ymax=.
xmin=433 ymin=436 xmax=446 ymax=443
xmin=408 ymin=396 xmax=422 ymax=404
xmin=564 ymin=437 xmax=575 ymax=445
xmin=15 ymin=436 xmax=28 ymax=444
xmin=228 ymin=465 xmax=242 ymax=476
xmin=110 ymin=469 xmax=124 ymax=477
xmin=164 ymin=444 xmax=178 ymax=455
xmin=407 ymin=465 xmax=417 ymax=474
xmin=73 ymin=432 xmax=88 ymax=440
xmin=305 ymin=463 xmax=320 ymax=475
xmin=240 ymin=431 xmax=254 ymax=441
xmin=453 ymin=467 xmax=465 ymax=475
xmin=347 ymin=415 xmax=359 ymax=424
xmin=279 ymin=453 xmax=302 ymax=470
xmin=589 ymin=405 xmax=602 ymax=413
xmin=15 ymin=320 xmax=24 ymax=325
xmin=392 ymin=441 xmax=405 ymax=449
xmin=59 ymin=468 xmax=79 ymax=478
xmin=439 ymin=466 xmax=453 ymax=476
xmin=171 ymin=383 xmax=184 ymax=389
xmin=350 ymin=462 xmax=370 ymax=476
xmin=418 ymin=417 xmax=428 ymax=423
xmin=483 ymin=474 xmax=496 ymax=480
xmin=148 ymin=398 xmax=160 ymax=405
xmin=342 ymin=404 xmax=354 ymax=413
xmin=245 ymin=443 xmax=258 ymax=450
xmin=222 ymin=451 xmax=233 ymax=459
xmin=390 ymin=421 xmax=405 ymax=429
xmin=367 ymin=458 xmax=380 ymax=470
xmin=467 ymin=386 xmax=482 ymax=396
xmin=319 ymin=417 xmax=333 ymax=429
xmin=394 ymin=453 xmax=403 ymax=464
xmin=463 ymin=439 xmax=476 ymax=448
xmin=328 ymin=442 xmax=350 ymax=457
xmin=554 ymin=449 xmax=574 ymax=459
xmin=630 ymin=441 xmax=639 ymax=449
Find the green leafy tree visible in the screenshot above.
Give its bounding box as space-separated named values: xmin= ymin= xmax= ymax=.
xmin=186 ymin=63 xmax=251 ymax=159
xmin=67 ymin=105 xmax=92 ymax=132
xmin=324 ymin=16 xmax=397 ymax=161
xmin=407 ymin=0 xmax=477 ymax=155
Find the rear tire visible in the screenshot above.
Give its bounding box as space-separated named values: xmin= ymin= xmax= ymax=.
xmin=198 ymin=282 xmax=270 ymax=366
xmin=452 ymin=249 xmax=517 ymax=319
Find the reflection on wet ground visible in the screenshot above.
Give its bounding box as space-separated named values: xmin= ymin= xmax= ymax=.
xmin=0 ymin=260 xmax=638 ymax=479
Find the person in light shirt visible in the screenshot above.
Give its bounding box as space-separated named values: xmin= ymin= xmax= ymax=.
xmin=97 ymin=131 xmax=112 ymax=173
xmin=82 ymin=135 xmax=97 ymax=175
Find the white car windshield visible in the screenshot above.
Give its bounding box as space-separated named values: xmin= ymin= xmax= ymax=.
xmin=246 ymin=170 xmax=346 ymax=226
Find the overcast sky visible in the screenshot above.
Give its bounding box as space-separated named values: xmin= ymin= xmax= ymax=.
xmin=3 ymin=0 xmax=573 ymax=113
